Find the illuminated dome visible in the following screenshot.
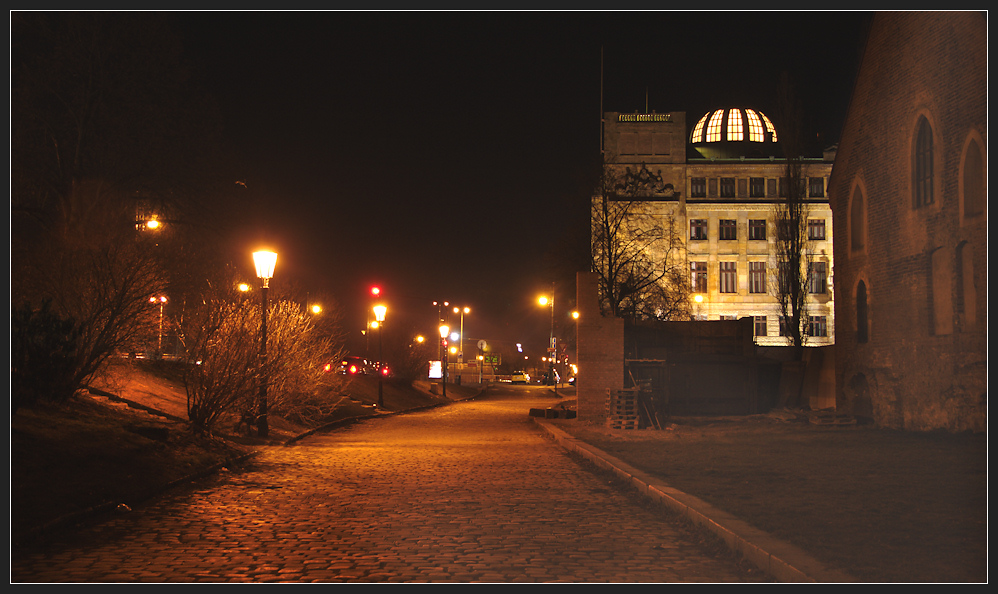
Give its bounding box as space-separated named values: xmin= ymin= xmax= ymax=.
xmin=690 ymin=108 xmax=781 ymax=159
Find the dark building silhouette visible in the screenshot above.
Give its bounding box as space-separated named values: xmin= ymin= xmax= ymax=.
xmin=827 ymin=12 xmax=986 ymax=431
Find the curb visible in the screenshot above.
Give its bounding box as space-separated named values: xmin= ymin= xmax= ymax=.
xmin=533 ymin=418 xmax=855 ymax=583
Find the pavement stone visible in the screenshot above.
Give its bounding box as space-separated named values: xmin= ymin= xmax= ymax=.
xmin=11 ymin=388 xmax=767 ymax=583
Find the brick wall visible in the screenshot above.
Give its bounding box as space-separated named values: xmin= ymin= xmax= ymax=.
xmin=575 ymin=272 xmax=624 ymax=423
xmin=827 ymin=12 xmax=987 ymax=432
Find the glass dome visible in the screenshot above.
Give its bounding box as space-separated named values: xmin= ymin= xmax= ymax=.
xmin=691 ymin=108 xmax=778 ymax=144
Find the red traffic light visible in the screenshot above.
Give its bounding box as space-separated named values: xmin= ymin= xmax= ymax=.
xmin=370 ymin=286 xmax=381 ymax=297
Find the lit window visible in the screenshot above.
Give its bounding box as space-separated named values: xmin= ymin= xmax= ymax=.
xmin=749 ymin=262 xmax=766 ymax=293
xmin=719 ymin=262 xmax=737 ymax=293
xmin=691 ymin=177 xmax=706 ymax=198
xmin=727 ymin=109 xmax=743 ymax=141
xmin=761 ymin=112 xmax=778 ymax=142
xmin=720 ymin=178 xmax=736 ymax=198
xmin=719 ymin=219 xmax=737 ymax=240
xmin=691 ymin=262 xmax=707 ymax=292
xmin=808 ymin=262 xmax=827 ymax=294
xmin=807 ymin=316 xmax=828 ymax=337
xmin=754 ymin=316 xmax=768 ymax=337
xmin=691 ymin=113 xmax=709 ymax=143
xmin=809 ymin=177 xmax=825 ymax=197
xmin=807 ymin=219 xmax=826 ymax=240
xmin=706 ymin=110 xmax=724 ymax=142
xmin=690 ymin=219 xmax=708 ymax=240
xmin=745 ymin=109 xmax=765 ymax=142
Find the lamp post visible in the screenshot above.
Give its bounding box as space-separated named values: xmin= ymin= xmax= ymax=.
xmin=373 ymin=304 xmax=387 ymax=408
xmin=253 ymin=250 xmax=277 ymax=438
xmin=439 ymin=324 xmax=449 ymax=399
xmin=432 ymin=301 xmax=449 ymax=362
xmin=538 ymin=292 xmax=557 ymax=394
xmin=149 ymin=295 xmax=167 ymax=358
xmin=453 ymin=306 xmax=469 ymax=385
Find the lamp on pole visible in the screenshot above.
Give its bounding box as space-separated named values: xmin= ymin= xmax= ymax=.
xmin=538 ymin=292 xmax=557 ymax=393
xmin=439 ymin=324 xmax=449 ymax=399
xmin=373 ymin=304 xmax=387 ymax=408
xmin=432 ymin=301 xmax=449 ymax=362
xmin=453 ymin=306 xmax=469 ymax=385
xmin=149 ymin=295 xmax=167 ymax=358
xmin=253 ymin=250 xmax=277 ymax=438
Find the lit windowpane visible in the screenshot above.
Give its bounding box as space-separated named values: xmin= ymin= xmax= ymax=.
xmin=691 ymin=113 xmax=709 ymax=143
xmin=706 ymin=110 xmax=724 ymax=142
xmin=745 ymin=109 xmax=764 ymax=142
xmin=761 ymin=112 xmax=778 ymax=142
xmin=727 ymin=109 xmax=743 ymax=141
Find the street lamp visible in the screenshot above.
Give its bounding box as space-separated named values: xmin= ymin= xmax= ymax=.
xmin=452 ymin=306 xmax=470 ymax=363
xmin=439 ymin=324 xmax=449 ymax=399
xmin=538 ymin=292 xmax=557 ymax=393
xmin=373 ymin=304 xmax=387 ymax=408
xmin=432 ymin=301 xmax=449 ymax=362
xmin=149 ymin=296 xmax=167 ymax=358
xmin=253 ymin=249 xmax=277 ymax=438
xmin=453 ymin=306 xmax=470 ymax=385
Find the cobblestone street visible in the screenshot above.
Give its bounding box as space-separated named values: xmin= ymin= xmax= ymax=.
xmin=12 ymin=388 xmax=762 ymax=583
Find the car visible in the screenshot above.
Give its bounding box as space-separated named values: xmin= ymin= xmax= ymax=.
xmin=510 ymin=371 xmax=530 ymax=384
xmin=334 ymin=356 xmax=375 ymax=375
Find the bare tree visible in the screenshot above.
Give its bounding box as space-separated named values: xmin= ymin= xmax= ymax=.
xmin=772 ymin=72 xmax=814 ymax=357
xmin=591 ymin=162 xmax=690 ymax=321
xmin=11 ymin=181 xmax=167 ymax=415
xmin=182 ymin=281 xmax=347 ymax=435
xmin=11 ymin=13 xmax=219 ymax=414
xmin=183 ymin=297 xmax=260 ymax=434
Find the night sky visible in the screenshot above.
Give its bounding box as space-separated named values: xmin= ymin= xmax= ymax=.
xmin=171 ymin=10 xmax=873 ymax=354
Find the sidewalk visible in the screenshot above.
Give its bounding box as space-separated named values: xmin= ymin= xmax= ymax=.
xmin=533 ymin=410 xmax=987 ymax=583
xmin=534 ymin=417 xmax=851 ymax=582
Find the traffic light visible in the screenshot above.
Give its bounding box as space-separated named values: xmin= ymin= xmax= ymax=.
xmin=370 ymin=286 xmax=381 ymax=297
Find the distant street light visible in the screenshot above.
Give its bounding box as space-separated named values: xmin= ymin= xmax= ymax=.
xmin=149 ymin=295 xmax=168 ymax=358
xmin=253 ymin=249 xmax=277 ymax=438
xmin=374 ymin=304 xmax=387 ymax=408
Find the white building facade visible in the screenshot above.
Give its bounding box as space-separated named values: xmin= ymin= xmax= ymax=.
xmin=601 ymin=108 xmax=836 ymax=346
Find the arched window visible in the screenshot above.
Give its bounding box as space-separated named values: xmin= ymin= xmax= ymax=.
xmin=914 ymin=117 xmax=934 ymax=208
xmin=957 ymin=241 xmax=977 ymax=327
xmin=930 ymin=247 xmax=953 ymax=336
xmin=850 ymin=185 xmax=866 ymax=252
xmin=962 ymin=137 xmax=985 ymax=218
xmin=856 ymin=281 xmax=869 ymax=343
